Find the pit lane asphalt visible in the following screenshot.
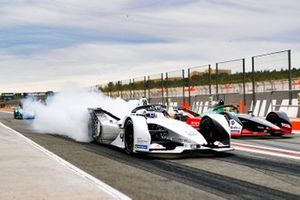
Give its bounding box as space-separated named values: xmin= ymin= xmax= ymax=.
xmin=231 ymin=134 xmax=300 ymax=152
xmin=0 ymin=112 xmax=299 ymax=200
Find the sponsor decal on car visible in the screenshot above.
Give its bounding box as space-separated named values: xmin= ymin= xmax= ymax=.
xmin=135 ymin=144 xmax=148 ymax=149
xmin=190 ymin=121 xmax=200 ymax=126
xmin=136 ymin=137 xmax=148 ymax=144
xmin=229 ymin=119 xmax=242 ymax=134
xmin=187 ymin=132 xmax=198 ymax=136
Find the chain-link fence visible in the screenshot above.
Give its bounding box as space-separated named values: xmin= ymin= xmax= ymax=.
xmin=252 ymin=50 xmax=292 ymax=105
xmin=148 ymin=73 xmax=164 ymax=104
xmin=165 ymin=69 xmax=186 ymax=107
xmin=215 ymin=58 xmax=246 ymax=106
xmin=187 ymin=65 xmax=211 ymax=105
xmin=133 ymin=76 xmax=146 ymax=99
xmin=120 ymin=79 xmax=131 ymax=99
xmin=99 ymin=50 xmax=297 ymax=115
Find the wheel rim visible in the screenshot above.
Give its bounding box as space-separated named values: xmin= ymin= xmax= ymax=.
xmin=92 ymin=117 xmax=102 ymax=141
xmin=93 ymin=119 xmax=98 ymax=136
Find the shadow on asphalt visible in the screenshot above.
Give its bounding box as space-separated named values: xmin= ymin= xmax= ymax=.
xmin=88 ymin=141 xmax=234 ymax=160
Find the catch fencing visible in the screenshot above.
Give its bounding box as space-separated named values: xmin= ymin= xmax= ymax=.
xmin=99 ymin=49 xmax=299 ymax=115
xmin=252 ymin=50 xmax=292 ymax=105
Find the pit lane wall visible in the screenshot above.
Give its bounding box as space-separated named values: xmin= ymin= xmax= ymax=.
xmin=148 ymin=90 xmax=300 ymax=118
xmin=108 ymin=79 xmax=300 ymax=117
xmin=151 ymin=90 xmax=300 ymax=133
xmin=107 ymin=88 xmax=300 ymax=133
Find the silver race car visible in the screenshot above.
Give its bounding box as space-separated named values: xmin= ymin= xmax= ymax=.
xmin=88 ymin=103 xmax=233 ymax=155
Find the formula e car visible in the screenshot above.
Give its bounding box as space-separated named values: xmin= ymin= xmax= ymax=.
xmin=13 ymin=108 xmax=35 ymax=120
xmin=175 ymin=104 xmax=292 ymax=137
xmin=173 ymin=108 xmax=201 ymax=130
xmin=211 ymin=105 xmax=292 ymax=137
xmin=172 ymin=107 xmax=242 ymax=136
xmin=88 ymin=104 xmax=233 ymax=155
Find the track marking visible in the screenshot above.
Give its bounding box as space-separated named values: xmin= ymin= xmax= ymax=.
xmin=0 ymin=110 xmax=13 ymax=114
xmin=0 ymin=122 xmax=131 ymax=200
xmin=232 ymin=142 xmax=300 ymax=160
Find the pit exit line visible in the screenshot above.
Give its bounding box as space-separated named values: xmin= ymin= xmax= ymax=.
xmin=232 ymin=142 xmax=300 ymax=160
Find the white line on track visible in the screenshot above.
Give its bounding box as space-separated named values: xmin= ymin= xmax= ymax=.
xmin=0 ymin=122 xmax=131 ymax=200
xmin=0 ymin=110 xmax=13 ymax=114
xmin=232 ymin=142 xmax=300 ymax=160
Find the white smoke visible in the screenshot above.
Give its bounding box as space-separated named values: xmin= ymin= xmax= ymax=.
xmin=22 ymin=88 xmax=138 ymax=142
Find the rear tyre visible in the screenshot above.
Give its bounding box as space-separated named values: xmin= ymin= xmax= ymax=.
xmin=266 ymin=113 xmax=284 ymax=136
xmin=91 ymin=115 xmax=102 ymax=142
xmin=124 ymin=119 xmax=134 ymax=154
xmin=266 ymin=112 xmax=280 ymax=126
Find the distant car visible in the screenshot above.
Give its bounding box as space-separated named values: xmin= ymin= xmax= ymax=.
xmin=88 ymin=103 xmax=233 ymax=155
xmin=13 ymin=108 xmax=35 ymax=120
xmin=175 ymin=104 xmax=292 ymax=137
xmin=173 ymin=107 xmax=242 ymax=136
xmin=173 ymin=108 xmax=201 ymax=130
xmin=211 ymin=105 xmax=292 ymax=137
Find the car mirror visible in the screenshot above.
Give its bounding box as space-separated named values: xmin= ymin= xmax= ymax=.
xmin=248 ymin=110 xmax=254 ymax=116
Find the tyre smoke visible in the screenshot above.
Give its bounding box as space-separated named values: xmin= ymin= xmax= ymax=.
xmin=22 ymin=88 xmax=138 ymax=142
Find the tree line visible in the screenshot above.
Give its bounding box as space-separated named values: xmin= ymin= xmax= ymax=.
xmin=100 ymin=68 xmax=300 ymax=92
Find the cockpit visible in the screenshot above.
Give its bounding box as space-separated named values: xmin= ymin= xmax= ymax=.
xmin=213 ymin=105 xmax=240 ymax=114
xmin=131 ymin=104 xmax=169 ymax=118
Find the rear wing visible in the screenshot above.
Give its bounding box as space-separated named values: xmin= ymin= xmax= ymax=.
xmin=88 ymin=108 xmax=120 ymax=121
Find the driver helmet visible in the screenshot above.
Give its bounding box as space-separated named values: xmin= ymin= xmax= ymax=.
xmin=138 ymin=98 xmax=149 ymax=106
xmin=217 ymin=99 xmax=224 ymax=106
xmin=146 ymin=111 xmax=157 ymax=118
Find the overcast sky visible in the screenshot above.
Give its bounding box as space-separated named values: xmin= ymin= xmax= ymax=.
xmin=1 ymin=0 xmax=300 ymax=92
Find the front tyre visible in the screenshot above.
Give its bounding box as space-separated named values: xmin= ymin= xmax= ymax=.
xmin=200 ymin=117 xmax=216 ymax=147
xmin=124 ymin=119 xmax=134 ymax=154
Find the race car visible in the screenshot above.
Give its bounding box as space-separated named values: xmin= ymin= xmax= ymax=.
xmin=13 ymin=107 xmax=35 ymax=120
xmin=88 ymin=104 xmax=233 ymax=155
xmin=211 ymin=104 xmax=292 ymax=137
xmin=175 ymin=104 xmax=292 ymax=137
xmin=173 ymin=108 xmax=201 ymax=130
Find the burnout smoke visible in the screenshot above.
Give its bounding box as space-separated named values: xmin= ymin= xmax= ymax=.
xmin=22 ymin=88 xmax=138 ymax=142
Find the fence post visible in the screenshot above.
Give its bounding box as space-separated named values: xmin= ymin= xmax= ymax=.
xmin=208 ymin=64 xmax=212 ymax=95
xmin=216 ymin=63 xmax=219 ymax=100
xmin=288 ymin=49 xmax=292 ymax=105
xmin=147 ymin=76 xmax=150 ymax=102
xmin=252 ymin=56 xmax=256 ymax=108
xmin=117 ymin=81 xmax=120 ymax=97
xmin=132 ymin=78 xmax=135 ymax=99
xmin=120 ymin=81 xmax=123 ymax=99
xmin=188 ymin=68 xmax=191 ymax=107
xmin=165 ymin=72 xmax=169 ymax=106
xmin=161 ymin=73 xmax=164 ymax=104
xmin=242 ymin=58 xmax=246 ymax=107
xmin=182 ymin=69 xmax=185 ymax=104
xmin=128 ymin=79 xmax=131 ymax=99
xmin=143 ymin=76 xmax=146 ymax=98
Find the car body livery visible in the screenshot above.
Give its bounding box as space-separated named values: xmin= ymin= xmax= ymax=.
xmin=88 ymin=104 xmax=233 ymax=155
xmin=176 ymin=104 xmax=292 ymax=137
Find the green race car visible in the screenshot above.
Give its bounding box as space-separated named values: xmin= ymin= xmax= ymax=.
xmin=13 ymin=108 xmax=35 ymax=120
